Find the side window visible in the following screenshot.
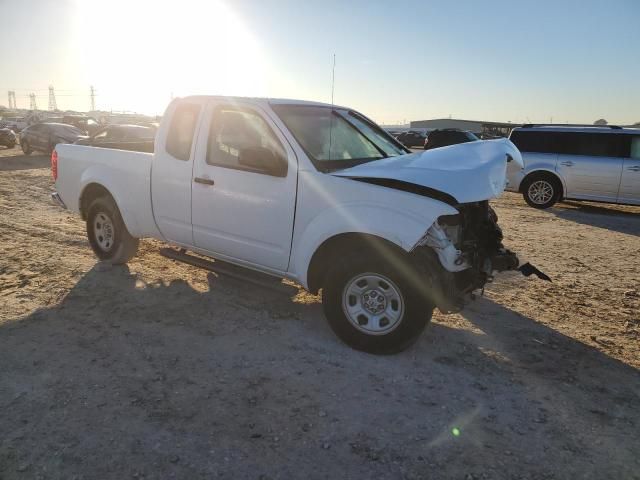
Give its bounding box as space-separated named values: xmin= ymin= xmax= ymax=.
xmin=510 ymin=131 xmax=556 ymax=153
xmin=630 ymin=137 xmax=640 ymax=160
xmin=207 ymin=106 xmax=286 ymax=175
xmin=557 ymin=133 xmax=626 ymax=157
xmin=166 ymin=103 xmax=201 ymax=161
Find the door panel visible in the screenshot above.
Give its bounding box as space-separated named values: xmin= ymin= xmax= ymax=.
xmin=555 ymin=132 xmax=623 ymax=202
xmin=618 ymin=136 xmax=640 ymax=205
xmin=556 ymin=154 xmax=622 ymax=201
xmin=150 ymin=100 xmax=203 ymax=246
xmin=191 ymin=101 xmax=297 ymax=272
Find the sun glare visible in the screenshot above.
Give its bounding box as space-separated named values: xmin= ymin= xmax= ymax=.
xmin=75 ymin=0 xmax=268 ymax=114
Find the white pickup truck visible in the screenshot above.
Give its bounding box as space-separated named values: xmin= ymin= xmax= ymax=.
xmin=52 ymin=96 xmax=541 ymax=354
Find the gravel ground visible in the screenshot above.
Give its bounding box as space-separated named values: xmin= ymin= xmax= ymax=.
xmin=1 ymin=147 xmax=639 ymax=479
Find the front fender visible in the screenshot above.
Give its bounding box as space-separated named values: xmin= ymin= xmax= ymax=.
xmin=289 ymin=173 xmax=458 ymax=288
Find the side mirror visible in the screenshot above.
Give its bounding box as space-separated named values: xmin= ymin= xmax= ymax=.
xmin=239 ymin=146 xmax=287 ymax=177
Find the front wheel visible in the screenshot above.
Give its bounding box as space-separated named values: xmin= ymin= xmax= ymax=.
xmin=86 ymin=196 xmax=139 ymax=264
xmin=522 ymin=175 xmax=560 ymax=209
xmin=322 ymin=255 xmax=433 ymax=354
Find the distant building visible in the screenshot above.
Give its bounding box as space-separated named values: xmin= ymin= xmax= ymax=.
xmin=410 ymin=118 xmax=520 ymax=138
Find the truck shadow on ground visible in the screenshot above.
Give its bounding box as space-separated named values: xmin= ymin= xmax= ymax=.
xmin=1 ymin=265 xmax=639 ymax=478
xmin=550 ymin=201 xmax=640 ymax=236
xmin=0 ymin=153 xmax=50 ymax=172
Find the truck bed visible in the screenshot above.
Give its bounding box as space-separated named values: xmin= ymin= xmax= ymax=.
xmin=54 ymin=144 xmax=160 ymax=239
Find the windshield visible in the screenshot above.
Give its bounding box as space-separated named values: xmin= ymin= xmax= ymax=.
xmin=272 ymin=105 xmax=407 ymax=170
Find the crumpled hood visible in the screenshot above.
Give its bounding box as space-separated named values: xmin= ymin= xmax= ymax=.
xmin=331 ymin=138 xmax=523 ymax=204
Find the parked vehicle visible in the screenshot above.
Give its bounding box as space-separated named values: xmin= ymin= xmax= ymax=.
xmin=507 ymin=124 xmax=640 ymax=208
xmin=0 ymin=127 xmax=16 ymax=148
xmin=424 ymin=129 xmax=479 ymax=150
xmin=51 ymin=96 xmax=545 ymax=354
xmin=396 ymin=130 xmax=427 ymax=148
xmin=0 ymin=116 xmax=27 ymax=132
xmin=62 ymin=115 xmax=101 ymax=135
xmin=20 ymin=123 xmax=88 ymax=155
xmin=74 ymin=124 xmax=156 ymax=153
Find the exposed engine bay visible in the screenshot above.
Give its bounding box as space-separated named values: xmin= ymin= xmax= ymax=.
xmin=412 ymin=200 xmax=549 ymax=313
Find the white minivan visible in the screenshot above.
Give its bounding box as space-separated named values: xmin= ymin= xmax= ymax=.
xmin=506 ymin=125 xmax=640 ymax=208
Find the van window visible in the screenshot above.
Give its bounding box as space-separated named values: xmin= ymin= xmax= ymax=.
xmin=631 ymin=137 xmax=640 ymax=159
xmin=556 ymin=132 xmax=626 ymax=157
xmin=509 ymin=131 xmax=559 ymax=154
xmin=166 ymin=103 xmax=201 ymax=161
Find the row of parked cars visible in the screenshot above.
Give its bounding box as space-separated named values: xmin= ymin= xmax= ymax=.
xmin=393 ymin=128 xmax=479 ymax=150
xmin=392 ymin=125 xmax=640 ymax=208
xmin=0 ymin=121 xmax=157 ymax=155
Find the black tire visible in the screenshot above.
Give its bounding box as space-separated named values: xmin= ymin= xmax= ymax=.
xmin=86 ymin=196 xmax=139 ymax=264
xmin=21 ymin=139 xmax=32 ymax=155
xmin=522 ymin=173 xmax=561 ymax=209
xmin=322 ymin=254 xmax=434 ymax=354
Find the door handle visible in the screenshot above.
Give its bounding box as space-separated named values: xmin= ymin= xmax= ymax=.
xmin=561 ymin=161 xmax=574 ymax=167
xmin=627 ymin=166 xmax=640 ymax=172
xmin=194 ymin=177 xmax=215 ymax=186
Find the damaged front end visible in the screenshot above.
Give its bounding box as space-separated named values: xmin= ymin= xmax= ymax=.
xmin=412 ymin=201 xmax=547 ymax=313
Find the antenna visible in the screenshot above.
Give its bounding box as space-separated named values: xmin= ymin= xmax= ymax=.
xmin=329 ymin=53 xmax=336 ymax=162
xmin=331 ymin=53 xmax=336 ymax=105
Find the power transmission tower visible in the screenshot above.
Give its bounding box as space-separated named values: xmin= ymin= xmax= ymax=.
xmin=29 ymin=93 xmax=37 ymax=110
xmin=48 ymin=85 xmax=57 ymax=111
xmin=90 ymin=85 xmax=96 ymax=111
xmin=7 ymin=91 xmax=16 ymax=109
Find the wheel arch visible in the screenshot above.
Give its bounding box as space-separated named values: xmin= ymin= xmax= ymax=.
xmin=306 ymin=232 xmax=413 ymax=294
xmin=79 ymin=182 xmax=117 ymax=220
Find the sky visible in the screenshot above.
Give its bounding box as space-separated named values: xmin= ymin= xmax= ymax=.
xmin=1 ymin=0 xmax=638 ymax=125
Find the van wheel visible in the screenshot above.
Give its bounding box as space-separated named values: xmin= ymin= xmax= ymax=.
xmin=86 ymin=196 xmax=139 ymax=264
xmin=522 ymin=174 xmax=560 ymax=209
xmin=21 ymin=139 xmax=32 ymax=155
xmin=322 ymin=255 xmax=433 ymax=354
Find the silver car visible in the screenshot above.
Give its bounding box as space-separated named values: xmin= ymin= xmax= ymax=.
xmin=506 ymin=125 xmax=640 ymax=208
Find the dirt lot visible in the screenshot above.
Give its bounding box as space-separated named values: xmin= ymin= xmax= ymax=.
xmin=1 ymin=146 xmax=639 ymax=479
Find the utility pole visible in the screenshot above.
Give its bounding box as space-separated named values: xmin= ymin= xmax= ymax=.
xmin=29 ymin=93 xmax=37 ymax=111
xmin=90 ymin=85 xmax=96 ymax=111
xmin=48 ymin=85 xmax=57 ymax=111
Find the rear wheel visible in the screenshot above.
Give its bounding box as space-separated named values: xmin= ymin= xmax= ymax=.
xmin=522 ymin=174 xmax=561 ymax=209
xmin=322 ymin=254 xmax=433 ymax=354
xmin=86 ymin=196 xmax=139 ymax=264
xmin=21 ymin=139 xmax=32 ymax=155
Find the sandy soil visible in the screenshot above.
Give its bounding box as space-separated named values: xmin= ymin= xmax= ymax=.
xmin=1 ymin=146 xmax=639 ymax=479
